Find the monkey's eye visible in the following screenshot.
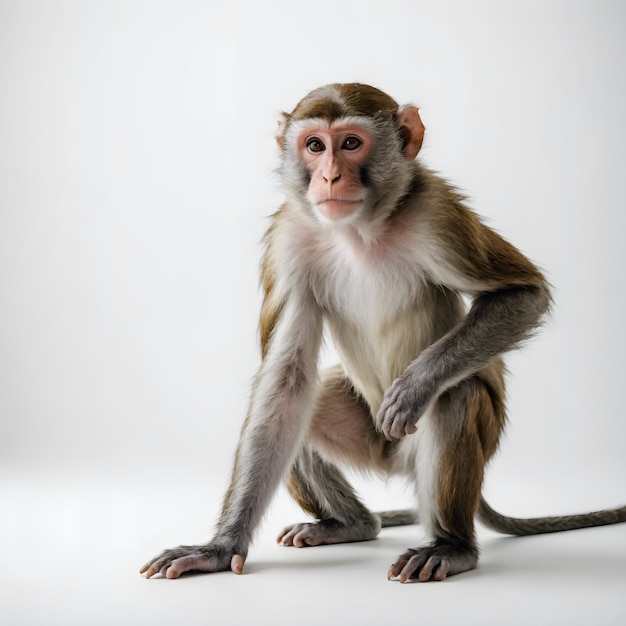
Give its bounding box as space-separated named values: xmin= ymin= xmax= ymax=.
xmin=306 ymin=138 xmax=325 ymax=153
xmin=342 ymin=136 xmax=363 ymax=151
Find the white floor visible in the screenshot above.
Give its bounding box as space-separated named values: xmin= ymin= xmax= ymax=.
xmin=2 ymin=468 xmax=625 ymax=626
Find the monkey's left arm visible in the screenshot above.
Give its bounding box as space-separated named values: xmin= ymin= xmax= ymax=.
xmin=376 ymin=204 xmax=551 ymax=440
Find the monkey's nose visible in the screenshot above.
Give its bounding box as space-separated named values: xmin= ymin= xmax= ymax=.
xmin=323 ymin=173 xmax=341 ymax=184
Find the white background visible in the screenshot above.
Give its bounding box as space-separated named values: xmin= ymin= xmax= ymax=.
xmin=1 ymin=1 xmax=625 ymax=625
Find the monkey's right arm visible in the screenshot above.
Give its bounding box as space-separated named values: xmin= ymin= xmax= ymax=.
xmin=141 ymin=282 xmax=323 ymax=579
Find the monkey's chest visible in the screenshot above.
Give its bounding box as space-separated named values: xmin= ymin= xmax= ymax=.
xmin=313 ymin=262 xmax=432 ymax=412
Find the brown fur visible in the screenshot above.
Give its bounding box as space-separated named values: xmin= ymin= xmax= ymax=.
xmin=258 ymin=215 xmax=283 ymax=358
xmin=286 ymin=460 xmax=320 ymax=519
xmin=432 ymin=194 xmax=545 ymax=289
xmin=436 ymin=374 xmax=506 ymax=542
xmin=289 ymin=83 xmax=400 ymax=124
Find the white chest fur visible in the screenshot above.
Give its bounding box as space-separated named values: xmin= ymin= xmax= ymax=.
xmin=306 ymin=228 xmax=434 ymax=412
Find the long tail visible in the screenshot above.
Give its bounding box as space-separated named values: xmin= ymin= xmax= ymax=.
xmin=377 ymin=509 xmax=417 ymax=528
xmin=477 ymin=497 xmax=626 ymax=536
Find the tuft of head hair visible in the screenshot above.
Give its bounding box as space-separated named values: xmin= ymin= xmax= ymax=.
xmin=288 ymin=83 xmax=399 ymax=124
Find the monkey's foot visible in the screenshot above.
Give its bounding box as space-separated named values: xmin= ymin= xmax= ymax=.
xmin=140 ymin=542 xmax=246 ymax=579
xmin=277 ymin=518 xmax=380 ymax=547
xmin=387 ymin=539 xmax=478 ymax=582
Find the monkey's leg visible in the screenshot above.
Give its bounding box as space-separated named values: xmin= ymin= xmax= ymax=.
xmin=389 ymin=375 xmax=502 ymax=582
xmin=278 ymin=366 xmax=398 ymax=547
xmin=278 ymin=447 xmax=382 ymax=546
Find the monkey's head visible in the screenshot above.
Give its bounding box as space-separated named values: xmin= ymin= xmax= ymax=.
xmin=277 ymin=83 xmax=425 ymax=225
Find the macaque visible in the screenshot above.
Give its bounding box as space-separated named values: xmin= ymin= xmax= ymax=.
xmin=141 ymin=83 xmax=626 ymax=582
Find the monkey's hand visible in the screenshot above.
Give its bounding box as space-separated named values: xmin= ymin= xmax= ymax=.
xmin=376 ymin=370 xmax=436 ymax=440
xmin=140 ymin=541 xmax=247 ymax=579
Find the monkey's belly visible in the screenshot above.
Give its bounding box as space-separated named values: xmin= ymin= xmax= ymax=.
xmin=329 ymin=319 xmax=428 ymax=415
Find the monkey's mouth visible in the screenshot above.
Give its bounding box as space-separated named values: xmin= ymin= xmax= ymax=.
xmin=316 ymin=198 xmax=363 ymax=221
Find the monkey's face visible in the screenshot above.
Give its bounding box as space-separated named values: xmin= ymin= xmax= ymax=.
xmin=295 ymin=123 xmax=373 ymax=223
xmin=276 ymin=84 xmax=425 ymax=227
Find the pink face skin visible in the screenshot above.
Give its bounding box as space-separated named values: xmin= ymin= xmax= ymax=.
xmin=297 ymin=125 xmax=373 ymax=222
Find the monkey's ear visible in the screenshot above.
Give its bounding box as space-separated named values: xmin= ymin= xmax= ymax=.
xmin=276 ymin=112 xmax=290 ymax=151
xmin=398 ymin=105 xmax=425 ymax=160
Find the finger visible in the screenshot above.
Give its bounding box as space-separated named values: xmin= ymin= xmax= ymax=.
xmin=143 ymin=563 xmax=162 ymax=579
xmin=388 ymin=554 xmax=410 ymax=580
xmin=231 ymin=554 xmax=245 ymax=575
xmin=140 ymin=557 xmax=162 ymax=576
xmin=277 ymin=527 xmax=298 ymax=545
xmin=390 ymin=417 xmax=408 ymax=440
xmin=434 ymin=559 xmax=450 ymax=582
xmin=165 ymin=568 xmax=180 ymax=579
xmin=418 ymin=557 xmax=435 ymax=582
xmin=383 ymin=423 xmax=401 ymax=442
xmin=140 ymin=557 xmax=167 ymax=578
xmin=400 ymin=554 xmax=426 ymax=583
xmin=164 ymin=559 xmax=189 ymax=579
xmin=404 ymin=423 xmax=418 ymax=435
xmin=165 ymin=555 xmax=212 ymax=578
xmin=377 ymin=409 xmax=393 ymax=438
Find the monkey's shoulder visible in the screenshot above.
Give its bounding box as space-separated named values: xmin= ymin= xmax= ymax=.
xmin=263 ymin=167 xmax=505 ymax=302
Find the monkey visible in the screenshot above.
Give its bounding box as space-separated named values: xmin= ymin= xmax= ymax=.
xmin=140 ymin=83 xmax=626 ymax=583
